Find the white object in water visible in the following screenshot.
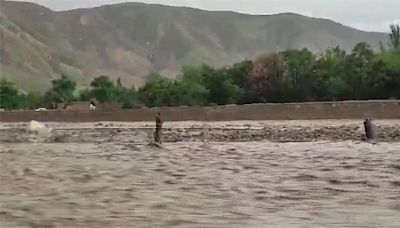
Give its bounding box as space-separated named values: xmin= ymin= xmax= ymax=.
xmin=27 ymin=120 xmax=53 ymax=137
xmin=90 ymin=104 xmax=96 ymax=110
xmin=35 ymin=108 xmax=47 ymax=111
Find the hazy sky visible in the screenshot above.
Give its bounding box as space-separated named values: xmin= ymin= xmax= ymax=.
xmin=12 ymin=0 xmax=400 ymax=32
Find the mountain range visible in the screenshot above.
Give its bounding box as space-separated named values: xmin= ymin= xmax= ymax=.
xmin=0 ymin=0 xmax=387 ymax=91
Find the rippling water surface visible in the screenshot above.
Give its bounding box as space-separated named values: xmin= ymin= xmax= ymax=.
xmin=1 ymin=122 xmax=400 ymax=227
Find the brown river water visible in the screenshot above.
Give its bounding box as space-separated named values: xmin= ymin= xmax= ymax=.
xmin=1 ymin=121 xmax=400 ymax=227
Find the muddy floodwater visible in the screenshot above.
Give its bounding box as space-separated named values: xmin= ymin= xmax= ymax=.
xmin=1 ymin=121 xmax=400 ymax=227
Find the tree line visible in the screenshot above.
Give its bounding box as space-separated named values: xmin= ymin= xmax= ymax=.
xmin=1 ymin=24 xmax=399 ymax=110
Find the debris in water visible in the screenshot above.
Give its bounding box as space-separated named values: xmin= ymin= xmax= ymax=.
xmin=26 ymin=120 xmax=53 ymax=138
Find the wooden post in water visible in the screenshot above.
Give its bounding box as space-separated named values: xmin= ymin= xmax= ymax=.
xmin=202 ymin=122 xmax=210 ymax=142
xmin=201 ymin=122 xmax=212 ymax=148
xmin=154 ymin=112 xmax=163 ymax=144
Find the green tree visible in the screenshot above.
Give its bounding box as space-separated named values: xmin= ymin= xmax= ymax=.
xmin=179 ymin=65 xmax=210 ymax=105
xmin=89 ymin=76 xmax=137 ymax=107
xmin=76 ymin=88 xmax=91 ymax=101
xmin=313 ymin=47 xmax=347 ymax=100
xmin=368 ymin=51 xmax=400 ymax=99
xmin=326 ymin=77 xmax=347 ymax=101
xmin=223 ymin=61 xmax=253 ymax=104
xmin=228 ymin=60 xmax=253 ymax=89
xmin=137 ymin=73 xmax=174 ymax=107
xmin=115 ymin=86 xmax=136 ymax=108
xmin=283 ymin=49 xmax=315 ymax=101
xmin=364 ymin=24 xmax=400 ymax=99
xmin=23 ymin=91 xmax=44 ymax=109
xmin=199 ymin=66 xmax=242 ymax=105
xmin=90 ymin=75 xmax=116 ymax=103
xmin=388 ymin=24 xmax=400 ymax=50
xmin=344 ymin=42 xmax=374 ymax=99
xmin=44 ymin=74 xmax=76 ymax=108
xmin=0 ymin=78 xmax=21 ymax=109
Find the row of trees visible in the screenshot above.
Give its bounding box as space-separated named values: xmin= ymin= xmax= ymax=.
xmin=134 ymin=24 xmax=400 ymax=106
xmin=1 ymin=24 xmax=399 ymax=110
xmin=0 ymin=75 xmax=137 ymax=110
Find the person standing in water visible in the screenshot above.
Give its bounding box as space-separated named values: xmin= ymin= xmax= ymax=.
xmin=363 ymin=118 xmax=377 ymax=140
xmin=154 ymin=112 xmax=163 ymax=144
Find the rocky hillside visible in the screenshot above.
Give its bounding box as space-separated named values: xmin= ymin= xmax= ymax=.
xmin=0 ymin=0 xmax=387 ymax=91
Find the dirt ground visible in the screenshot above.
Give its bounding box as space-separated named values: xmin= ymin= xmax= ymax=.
xmin=1 ymin=121 xmax=400 ymax=227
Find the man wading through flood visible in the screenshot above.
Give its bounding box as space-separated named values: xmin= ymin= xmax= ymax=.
xmin=364 ymin=118 xmax=377 ymax=140
xmin=154 ymin=112 xmax=163 ymax=144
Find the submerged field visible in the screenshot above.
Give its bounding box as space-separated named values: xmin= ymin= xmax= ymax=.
xmin=1 ymin=121 xmax=400 ymax=227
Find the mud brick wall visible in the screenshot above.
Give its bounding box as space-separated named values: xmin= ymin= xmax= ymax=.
xmin=1 ymin=100 xmax=399 ymax=122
